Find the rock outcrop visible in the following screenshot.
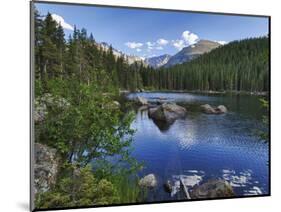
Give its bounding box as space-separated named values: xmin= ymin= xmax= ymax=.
xmin=148 ymin=103 xmax=186 ymax=123
xmin=34 ymin=93 xmax=70 ymax=123
xmin=34 ymin=143 xmax=60 ymax=195
xmin=200 ymin=104 xmax=227 ymax=114
xmin=190 ymin=179 xmax=234 ymax=199
xmin=139 ymin=174 xmax=157 ymax=188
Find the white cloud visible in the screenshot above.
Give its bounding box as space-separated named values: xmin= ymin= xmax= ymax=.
xmin=172 ymin=39 xmax=185 ymax=50
xmin=146 ymin=41 xmax=155 ymax=47
xmin=182 ymin=30 xmax=199 ymax=46
xmin=51 ymin=14 xmax=74 ymax=31
xmin=216 ymin=40 xmax=228 ymax=45
xmin=170 ymin=30 xmax=200 ymax=50
xmin=157 ymin=38 xmax=169 ymax=46
xmin=155 ymin=46 xmax=164 ymax=50
xmin=136 ymin=48 xmax=142 ymax=52
xmin=125 ymin=42 xmax=143 ymax=49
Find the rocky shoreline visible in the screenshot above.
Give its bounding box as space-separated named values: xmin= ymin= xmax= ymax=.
xmin=139 ymin=174 xmax=235 ymax=200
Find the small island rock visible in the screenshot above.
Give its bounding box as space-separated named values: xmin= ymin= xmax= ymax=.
xmin=217 ymin=105 xmax=227 ymax=113
xmin=200 ymin=104 xmax=227 ymax=114
xmin=148 ymin=102 xmax=186 ymax=123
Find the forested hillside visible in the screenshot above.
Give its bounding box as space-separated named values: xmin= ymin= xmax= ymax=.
xmin=34 ymin=12 xmax=151 ymax=93
xmin=142 ymin=37 xmax=269 ymax=92
xmin=35 ymin=10 xmax=268 ymax=93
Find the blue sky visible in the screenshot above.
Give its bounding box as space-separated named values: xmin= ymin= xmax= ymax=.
xmin=35 ymin=2 xmax=268 ymax=58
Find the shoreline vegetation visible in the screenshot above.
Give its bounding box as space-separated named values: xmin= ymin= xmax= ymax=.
xmin=120 ymin=89 xmax=268 ymax=96
xmin=33 ymin=7 xmax=269 ymax=210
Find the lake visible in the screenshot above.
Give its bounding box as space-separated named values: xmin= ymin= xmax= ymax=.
xmin=126 ymin=92 xmax=269 ymax=201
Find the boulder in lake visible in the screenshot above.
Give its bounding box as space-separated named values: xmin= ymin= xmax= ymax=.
xmin=148 ymin=102 xmax=186 ymax=123
xmin=190 ymin=179 xmax=235 ymax=199
xmin=135 ymin=96 xmax=148 ymax=105
xmin=139 ymin=174 xmax=157 ymax=188
xmin=217 ymin=105 xmax=227 ymax=113
xmin=200 ymin=104 xmax=227 ymax=114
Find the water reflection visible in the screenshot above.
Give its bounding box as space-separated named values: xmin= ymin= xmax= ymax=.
xmin=169 ymin=169 xmax=264 ymax=197
xmin=129 ymin=92 xmax=269 ymax=200
xmin=222 ymin=169 xmax=264 ymax=195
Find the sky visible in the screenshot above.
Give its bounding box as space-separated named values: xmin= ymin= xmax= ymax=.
xmin=34 ymin=2 xmax=269 ymax=58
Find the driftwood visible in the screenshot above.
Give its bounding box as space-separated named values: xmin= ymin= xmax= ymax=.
xmin=180 ymin=177 xmax=191 ymax=199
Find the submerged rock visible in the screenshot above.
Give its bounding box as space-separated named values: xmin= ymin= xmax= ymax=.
xmin=34 ymin=143 xmax=60 ymax=195
xmin=148 ymin=102 xmax=186 ymax=123
xmin=135 ymin=96 xmax=148 ymax=105
xmin=190 ymin=179 xmax=235 ymax=199
xmin=139 ymin=174 xmax=157 ymax=188
xmin=163 ymin=180 xmax=173 ymax=193
xmin=200 ymin=104 xmax=227 ymax=114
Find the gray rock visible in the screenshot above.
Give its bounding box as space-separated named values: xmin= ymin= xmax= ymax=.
xmin=148 ymin=103 xmax=186 ymax=123
xmin=200 ymin=104 xmax=227 ymax=114
xmin=34 ymin=143 xmax=60 ymax=195
xmin=190 ymin=179 xmax=235 ymax=199
xmin=34 ymin=100 xmax=47 ymax=123
xmin=135 ymin=96 xmax=148 ymax=105
xmin=139 ymin=174 xmax=157 ymax=188
xmin=217 ymin=105 xmax=227 ymax=113
xmin=113 ymin=101 xmax=120 ymax=107
xmin=200 ymin=104 xmax=216 ymax=114
xmin=164 ymin=180 xmax=173 ymax=193
xmin=34 ymin=93 xmax=70 ymax=123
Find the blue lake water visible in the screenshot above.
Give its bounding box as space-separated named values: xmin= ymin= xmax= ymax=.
xmin=127 ymin=92 xmax=269 ymax=201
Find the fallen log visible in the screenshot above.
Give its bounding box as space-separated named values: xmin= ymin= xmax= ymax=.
xmin=180 ymin=177 xmax=191 ymax=199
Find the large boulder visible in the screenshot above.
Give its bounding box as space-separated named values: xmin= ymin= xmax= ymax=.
xmin=34 ymin=143 xmax=60 ymax=195
xmin=139 ymin=174 xmax=157 ymax=188
xmin=148 ymin=103 xmax=186 ymax=123
xmin=34 ymin=99 xmax=47 ymax=123
xmin=190 ymin=179 xmax=235 ymax=199
xmin=200 ymin=104 xmax=227 ymax=114
xmin=135 ymin=96 xmax=148 ymax=105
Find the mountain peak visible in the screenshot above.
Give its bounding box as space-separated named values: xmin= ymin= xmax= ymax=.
xmin=164 ymin=40 xmax=221 ymax=67
xmin=145 ymin=54 xmax=171 ymax=69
